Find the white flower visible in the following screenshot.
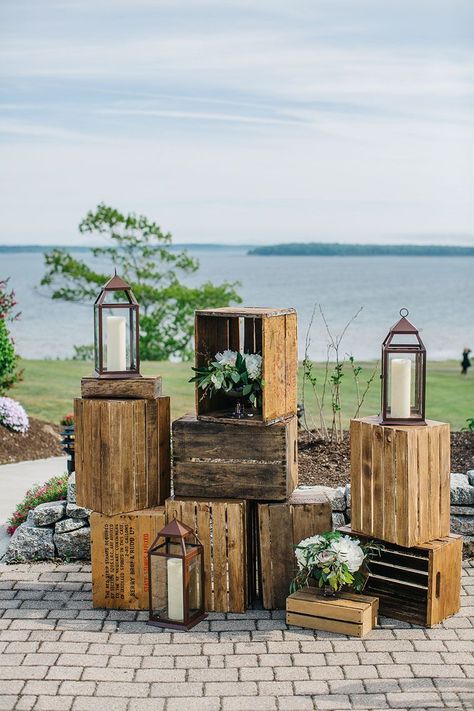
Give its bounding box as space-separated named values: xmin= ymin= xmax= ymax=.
xmin=215 ymin=350 xmax=237 ymax=367
xmin=317 ymin=549 xmax=336 ymax=565
xmin=244 ymin=353 xmax=262 ymax=380
xmin=295 ymin=535 xmax=325 ymax=569
xmin=329 ymin=536 xmax=365 ymax=573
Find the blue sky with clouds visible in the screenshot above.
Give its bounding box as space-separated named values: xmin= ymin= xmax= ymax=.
xmin=1 ymin=0 xmax=473 ymax=245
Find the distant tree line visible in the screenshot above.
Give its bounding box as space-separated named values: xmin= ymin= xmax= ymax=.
xmin=248 ymin=243 xmax=474 ymax=256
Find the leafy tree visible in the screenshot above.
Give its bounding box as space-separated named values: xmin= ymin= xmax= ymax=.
xmin=0 ymin=279 xmax=22 ymax=394
xmin=41 ymin=204 xmax=241 ymax=360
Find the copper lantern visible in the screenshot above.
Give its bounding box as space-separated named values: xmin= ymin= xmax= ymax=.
xmin=148 ymin=518 xmax=207 ymax=631
xmin=94 ymin=273 xmax=140 ymax=378
xmin=380 ymin=308 xmax=426 ymax=426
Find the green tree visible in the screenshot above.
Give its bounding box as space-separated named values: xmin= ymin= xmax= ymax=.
xmin=41 ymin=204 xmax=241 ymax=360
xmin=0 ymin=278 xmax=22 ymax=394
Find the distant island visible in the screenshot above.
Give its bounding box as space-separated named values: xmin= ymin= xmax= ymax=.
xmin=248 ymin=243 xmax=474 ymax=257
xmin=0 ymin=243 xmax=250 ymax=253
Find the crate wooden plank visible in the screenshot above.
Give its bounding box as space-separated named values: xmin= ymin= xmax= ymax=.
xmin=75 ymin=396 xmax=171 ymax=516
xmin=90 ymin=508 xmax=166 ymax=610
xmin=258 ymin=491 xmax=332 ymax=609
xmin=284 ymin=313 xmax=298 ymax=418
xmin=350 ymin=417 xmax=450 ymax=547
xmin=81 ymin=376 xmax=162 ymax=399
xmin=286 ymin=588 xmax=378 ymax=638
xmin=428 ymin=535 xmax=463 ymax=626
xmin=172 ymin=414 xmax=297 ymax=501
xmin=262 ymin=315 xmax=286 ymax=423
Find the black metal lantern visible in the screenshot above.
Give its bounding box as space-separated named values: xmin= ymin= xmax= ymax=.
xmin=148 ymin=518 xmax=207 ymax=631
xmin=380 ymin=308 xmax=426 ymax=426
xmin=94 ymin=272 xmax=140 ymax=378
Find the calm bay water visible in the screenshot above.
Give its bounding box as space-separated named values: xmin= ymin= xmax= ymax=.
xmin=1 ymin=250 xmax=473 ymax=361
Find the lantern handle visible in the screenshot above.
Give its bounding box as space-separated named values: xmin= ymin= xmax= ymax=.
xmin=399 ymin=307 xmax=409 ymax=317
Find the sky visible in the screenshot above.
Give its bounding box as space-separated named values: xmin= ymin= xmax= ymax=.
xmin=0 ymin=0 xmax=473 ymax=246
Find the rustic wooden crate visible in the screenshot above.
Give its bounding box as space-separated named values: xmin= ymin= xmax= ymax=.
xmin=286 ymin=588 xmax=379 ymax=637
xmin=339 ymin=526 xmax=462 ymax=627
xmin=81 ymin=376 xmax=162 ymax=400
xmin=258 ymin=489 xmax=333 ymax=609
xmin=172 ymin=413 xmax=298 ymax=501
xmin=90 ymin=507 xmax=166 ymax=610
xmin=165 ymin=496 xmax=248 ymax=613
xmin=350 ymin=416 xmax=450 ymax=547
xmin=75 ymin=396 xmax=171 ymax=516
xmin=194 ymin=307 xmax=297 ymax=425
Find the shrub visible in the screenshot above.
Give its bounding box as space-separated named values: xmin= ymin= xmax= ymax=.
xmin=60 ymin=412 xmax=74 ymax=427
xmin=7 ymin=473 xmax=68 ymax=535
xmin=0 ymin=278 xmax=22 ymax=394
xmin=0 ymin=396 xmax=29 ymax=433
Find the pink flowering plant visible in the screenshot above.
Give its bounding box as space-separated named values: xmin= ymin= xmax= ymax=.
xmin=60 ymin=412 xmax=75 ymax=427
xmin=7 ymin=474 xmax=68 ymax=535
xmin=0 ymin=396 xmax=29 ymax=434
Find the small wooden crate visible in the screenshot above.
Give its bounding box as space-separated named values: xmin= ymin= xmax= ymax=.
xmin=195 ymin=307 xmax=297 ymax=425
xmin=165 ymin=496 xmax=248 ymax=613
xmin=81 ymin=376 xmax=162 ymax=399
xmin=339 ymin=526 xmax=462 ymax=627
xmin=90 ymin=507 xmax=166 ymax=610
xmin=286 ymin=588 xmax=379 ymax=637
xmin=172 ymin=413 xmax=298 ymax=501
xmin=351 ymin=416 xmax=450 ymax=547
xmin=258 ymin=489 xmax=332 ymax=609
xmin=75 ymin=394 xmax=171 ymax=516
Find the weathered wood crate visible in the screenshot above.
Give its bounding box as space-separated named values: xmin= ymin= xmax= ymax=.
xmin=339 ymin=526 xmax=462 ymax=627
xmin=75 ymin=394 xmax=171 ymax=516
xmin=194 ymin=307 xmax=297 ymax=425
xmin=81 ymin=376 xmax=162 ymax=400
xmin=351 ymin=416 xmax=450 ymax=547
xmin=258 ymin=489 xmax=332 ymax=609
xmin=286 ymin=588 xmax=379 ymax=637
xmin=90 ymin=507 xmax=166 ymax=610
xmin=172 ymin=413 xmax=298 ymax=501
xmin=165 ymin=496 xmax=248 ymax=613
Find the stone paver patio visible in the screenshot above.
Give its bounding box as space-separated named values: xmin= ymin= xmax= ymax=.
xmin=0 ymin=562 xmax=473 ymax=711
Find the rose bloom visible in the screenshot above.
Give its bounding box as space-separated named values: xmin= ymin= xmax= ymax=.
xmin=330 ymin=536 xmax=365 ymax=572
xmin=317 ymin=549 xmax=336 ymax=565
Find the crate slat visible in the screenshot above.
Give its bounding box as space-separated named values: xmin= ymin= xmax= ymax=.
xmin=286 ymin=588 xmax=378 ymax=638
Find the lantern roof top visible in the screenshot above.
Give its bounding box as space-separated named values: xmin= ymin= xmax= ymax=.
xmin=389 ymin=308 xmax=418 ymax=334
xmin=158 ymin=518 xmax=194 ymax=538
xmin=102 ymin=272 xmax=132 ymax=291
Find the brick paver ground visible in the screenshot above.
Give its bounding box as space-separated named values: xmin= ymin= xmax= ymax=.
xmin=0 ymin=561 xmax=473 ymax=711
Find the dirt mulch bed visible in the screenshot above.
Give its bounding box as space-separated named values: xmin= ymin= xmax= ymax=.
xmin=298 ymin=428 xmax=474 ymax=488
xmin=0 ymin=418 xmax=63 ymax=465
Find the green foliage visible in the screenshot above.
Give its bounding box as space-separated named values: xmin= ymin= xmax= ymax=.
xmin=190 ymin=350 xmax=263 ymax=409
xmin=463 ymin=417 xmax=474 ymax=432
xmin=41 ymin=203 xmax=241 ymax=360
xmin=0 ymin=279 xmax=22 ymax=394
xmin=7 ymin=473 xmax=68 ymax=535
xmin=72 ymin=344 xmax=94 ymax=361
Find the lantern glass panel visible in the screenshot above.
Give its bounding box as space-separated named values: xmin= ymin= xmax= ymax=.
xmin=100 ymin=305 xmax=138 ymax=374
xmin=189 ymin=552 xmax=203 ymax=614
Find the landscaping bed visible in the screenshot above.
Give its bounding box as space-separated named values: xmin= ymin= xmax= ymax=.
xmin=0 ymin=418 xmax=63 ymax=464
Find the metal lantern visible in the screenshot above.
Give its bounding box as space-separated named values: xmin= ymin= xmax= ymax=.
xmin=148 ymin=518 xmax=207 ymax=631
xmin=94 ymin=272 xmax=140 ymax=378
xmin=380 ymin=308 xmax=426 ymax=425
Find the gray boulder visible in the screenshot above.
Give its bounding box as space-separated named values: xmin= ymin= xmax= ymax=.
xmin=30 ymin=500 xmax=66 ymax=527
xmin=450 ymin=515 xmax=474 ymax=536
xmin=450 ymin=473 xmax=474 ymax=506
xmin=5 ymin=524 xmax=55 ymax=562
xmin=67 ymin=472 xmax=76 ymax=504
xmin=66 ymin=503 xmax=92 ymax=520
xmin=345 ymin=483 xmax=351 ymax=508
xmin=54 ymin=526 xmax=91 ymax=560
xmin=345 ymin=508 xmax=351 ymax=523
xmin=55 ymin=518 xmax=87 ymax=534
xmin=467 ymin=470 xmax=474 ymax=487
xmin=450 ymin=506 xmax=474 ymax=516
xmin=332 ymin=512 xmax=345 ymax=529
xmin=304 ymin=485 xmax=346 ymax=511
xmin=463 ymin=536 xmax=474 ymax=559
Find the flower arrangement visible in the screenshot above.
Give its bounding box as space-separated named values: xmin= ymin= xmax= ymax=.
xmin=60 ymin=412 xmax=75 ymax=427
xmin=0 ymin=396 xmax=29 ymax=434
xmin=7 ymin=473 xmax=68 ymax=535
xmin=291 ymin=531 xmax=381 ymax=595
xmin=190 ymin=350 xmax=263 ymax=409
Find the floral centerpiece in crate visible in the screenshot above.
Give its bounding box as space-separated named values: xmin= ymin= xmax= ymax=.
xmin=291 ymin=531 xmax=381 ymax=597
xmin=190 ymin=349 xmax=263 ymax=419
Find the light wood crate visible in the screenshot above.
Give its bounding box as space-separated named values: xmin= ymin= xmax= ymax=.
xmin=75 ymin=394 xmax=171 ymax=516
xmin=350 ymin=416 xmax=450 ymax=547
xmin=172 ymin=413 xmax=298 ymax=501
xmin=286 ymin=588 xmax=379 ymax=638
xmin=165 ymin=496 xmax=248 ymax=613
xmin=90 ymin=507 xmax=166 ymax=610
xmin=194 ymin=307 xmax=297 ymax=425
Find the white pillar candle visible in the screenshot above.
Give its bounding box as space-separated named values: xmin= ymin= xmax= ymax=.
xmin=167 ymin=558 xmax=184 ymax=621
xmin=390 ymin=358 xmax=411 ymax=419
xmin=106 ymin=316 xmax=126 ymax=372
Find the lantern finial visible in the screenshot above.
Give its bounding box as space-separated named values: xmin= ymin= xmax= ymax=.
xmin=400 ymin=307 xmax=409 ymax=317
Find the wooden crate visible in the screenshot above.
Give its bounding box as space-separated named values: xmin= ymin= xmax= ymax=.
xmin=172 ymin=413 xmax=298 ymax=501
xmin=350 ymin=416 xmax=450 ymax=547
xmin=81 ymin=376 xmax=162 ymax=400
xmin=339 ymin=526 xmax=462 ymax=627
xmin=75 ymin=396 xmax=171 ymax=516
xmin=195 ymin=307 xmax=297 ymax=425
xmin=258 ymin=489 xmax=332 ymax=609
xmin=165 ymin=496 xmax=248 ymax=613
xmin=286 ymin=588 xmax=379 ymax=638
xmin=90 ymin=508 xmax=166 ymax=610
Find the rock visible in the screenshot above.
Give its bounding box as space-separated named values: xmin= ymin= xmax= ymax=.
xmin=66 ymin=503 xmax=92 ymax=520
xmin=345 ymin=484 xmax=351 ymax=508
xmin=467 ymin=470 xmax=474 ymax=486
xmin=305 ymin=485 xmax=346 ymax=511
xmin=54 ymin=526 xmax=91 ymax=560
xmin=30 ymin=500 xmax=66 ymax=527
xmin=67 ymin=472 xmax=76 ymax=504
xmin=450 ymin=515 xmax=474 ymax=536
xmin=25 ymin=510 xmax=35 ymax=527
xmin=450 ymin=506 xmax=474 ymax=516
xmin=4 ymin=523 xmax=55 ymax=562
xmin=450 ymin=473 xmax=474 ymax=506
xmin=332 ymin=512 xmax=345 ymax=530
xmin=55 ymin=518 xmax=87 ymax=534
xmin=345 ymin=508 xmax=351 ymax=523
xmin=463 ymin=536 xmax=474 ymax=559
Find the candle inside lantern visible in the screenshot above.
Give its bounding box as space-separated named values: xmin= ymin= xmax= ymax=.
xmin=390 ymin=358 xmax=411 ymax=419
xmin=167 ymin=558 xmax=184 ymax=621
xmin=106 ymin=315 xmax=127 ymax=371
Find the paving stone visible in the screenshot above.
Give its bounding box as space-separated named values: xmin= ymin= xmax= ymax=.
xmin=222 ymin=697 xmax=277 ymax=710
xmin=72 ymin=699 xmax=129 ymax=711
xmin=278 ymin=698 xmax=314 ymax=711
xmin=166 ymin=701 xmax=218 ymax=711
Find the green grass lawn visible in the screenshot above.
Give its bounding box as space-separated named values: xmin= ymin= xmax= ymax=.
xmin=10 ymin=358 xmax=474 ymax=431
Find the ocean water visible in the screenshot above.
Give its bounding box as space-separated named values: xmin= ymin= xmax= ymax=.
xmin=1 ymin=249 xmax=473 ymax=361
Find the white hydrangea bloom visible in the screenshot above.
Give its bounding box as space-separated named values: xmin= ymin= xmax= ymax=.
xmin=329 ymin=536 xmax=365 ymax=573
xmin=244 ymin=353 xmax=262 ymax=380
xmin=295 ymin=534 xmax=325 ymax=569
xmin=215 ymin=350 xmax=237 ymax=367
